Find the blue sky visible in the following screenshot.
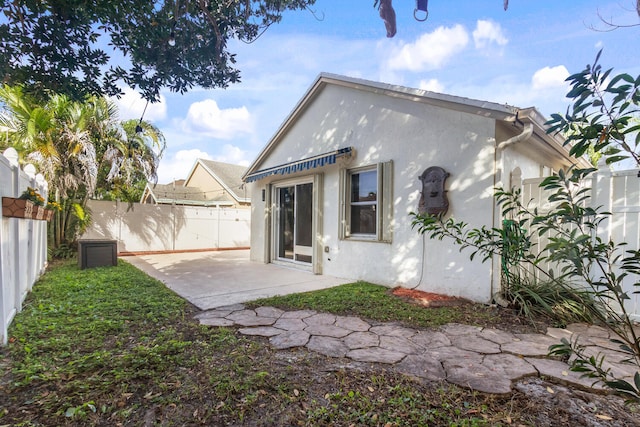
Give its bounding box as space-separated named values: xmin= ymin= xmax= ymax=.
xmin=110 ymin=0 xmax=640 ymax=183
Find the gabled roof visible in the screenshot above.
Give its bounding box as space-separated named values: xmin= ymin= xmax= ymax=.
xmin=185 ymin=159 xmax=249 ymax=203
xmin=140 ymin=183 xmax=234 ymax=206
xmin=243 ymin=72 xmax=587 ymax=181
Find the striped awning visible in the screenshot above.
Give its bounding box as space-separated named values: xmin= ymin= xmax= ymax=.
xmin=244 ymin=147 xmax=353 ymax=183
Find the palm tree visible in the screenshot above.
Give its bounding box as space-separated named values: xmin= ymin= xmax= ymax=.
xmin=0 ymin=85 xmax=165 ymax=251
xmin=100 ymin=119 xmax=166 ymax=202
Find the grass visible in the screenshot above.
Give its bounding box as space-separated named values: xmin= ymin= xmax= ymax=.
xmin=0 ymin=259 xmax=634 ymax=425
xmin=248 ymin=281 xmax=502 ymax=328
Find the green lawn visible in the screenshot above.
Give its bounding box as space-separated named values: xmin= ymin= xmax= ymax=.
xmin=0 ymin=259 xmax=597 ymax=426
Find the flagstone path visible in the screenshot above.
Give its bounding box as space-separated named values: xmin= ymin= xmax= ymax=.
xmin=195 ymin=304 xmax=638 ymax=395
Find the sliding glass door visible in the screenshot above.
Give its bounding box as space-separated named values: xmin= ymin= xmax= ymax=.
xmin=275 ymin=181 xmax=313 ymax=264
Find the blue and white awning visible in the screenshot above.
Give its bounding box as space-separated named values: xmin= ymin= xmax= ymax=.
xmin=244 ymin=147 xmax=353 ymax=183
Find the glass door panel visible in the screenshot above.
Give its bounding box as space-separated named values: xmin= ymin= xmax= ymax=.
xmin=294 ymin=183 xmax=313 ymax=263
xmin=275 ymin=182 xmax=313 ymax=264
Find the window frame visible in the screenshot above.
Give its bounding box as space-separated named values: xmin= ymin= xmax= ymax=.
xmin=347 ymin=166 xmax=378 ymax=239
xmin=340 ymin=161 xmax=393 ymax=243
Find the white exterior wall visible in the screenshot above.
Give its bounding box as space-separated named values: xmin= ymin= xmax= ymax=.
xmin=250 ymin=85 xmax=505 ymax=302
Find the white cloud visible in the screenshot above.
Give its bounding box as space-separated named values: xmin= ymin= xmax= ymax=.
xmin=386 ymin=25 xmax=469 ymax=72
xmin=419 ymin=78 xmax=445 ymax=93
xmin=157 ymin=149 xmax=213 ymax=183
xmin=473 ymin=20 xmax=508 ymax=49
xmin=214 ymin=144 xmax=251 ymax=166
xmin=180 ymin=99 xmax=253 ymax=140
xmin=112 ymin=88 xmax=167 ymax=122
xmin=531 ymin=65 xmax=570 ymax=90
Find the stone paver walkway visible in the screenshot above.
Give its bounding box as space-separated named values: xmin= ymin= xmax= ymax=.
xmin=195 ymin=304 xmax=638 ymax=395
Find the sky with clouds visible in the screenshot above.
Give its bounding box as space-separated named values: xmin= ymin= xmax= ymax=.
xmin=110 ymin=0 xmax=640 ymax=183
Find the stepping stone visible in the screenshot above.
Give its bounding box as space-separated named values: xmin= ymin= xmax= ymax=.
xmin=584 ymin=336 xmax=624 ymax=352
xmin=395 ymin=354 xmax=446 ymax=381
xmin=304 ymin=324 xmax=351 ymax=338
xmin=370 ymin=325 xmax=416 ymax=339
xmin=273 ymin=317 xmax=307 ymax=331
xmin=214 ymin=303 xmax=245 ymax=312
xmin=198 ymin=317 xmax=235 ymax=327
xmin=347 ymin=347 xmax=407 ymax=364
xmin=546 ymin=327 xmax=574 ymax=341
xmin=226 ymin=309 xmax=257 ymax=322
xmin=304 ymin=313 xmax=336 ymax=325
xmin=255 ymin=306 xmax=285 ymax=318
xmin=482 ymin=353 xmax=538 ymax=381
xmin=440 ymin=353 xmax=512 ymax=394
xmin=525 ymin=357 xmax=605 ymax=391
xmin=306 ymin=336 xmax=349 ymax=358
xmin=410 ymin=331 xmax=451 ymax=350
xmin=502 ymin=334 xmax=559 ymax=357
xmin=379 ymin=335 xmax=423 ymax=355
xmin=426 ymin=346 xmax=479 ymax=362
xmin=335 ymin=316 xmax=371 ymax=332
xmin=578 ymin=346 xmax=639 ymax=380
xmin=238 ymin=326 xmax=283 ymax=337
xmin=442 ymin=354 xmax=531 ymax=394
xmin=270 ymin=330 xmax=310 ymax=349
xmin=280 ymin=309 xmax=317 ymax=319
xmin=226 ymin=309 xmax=277 ymax=327
xmin=445 ymin=364 xmax=513 ymax=394
xmin=564 ymin=323 xmax=612 ymax=339
xmin=450 ymin=334 xmax=501 ymax=354
xmin=439 ymin=323 xmax=482 ymax=336
xmin=194 ymin=309 xmax=235 ymax=320
xmin=479 ymin=328 xmax=517 ymax=345
xmin=344 ymin=332 xmax=380 ymax=350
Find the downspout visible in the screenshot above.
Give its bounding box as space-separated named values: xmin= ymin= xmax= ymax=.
xmin=496 ymin=122 xmax=533 ymax=151
xmin=491 ymin=121 xmax=533 ymax=306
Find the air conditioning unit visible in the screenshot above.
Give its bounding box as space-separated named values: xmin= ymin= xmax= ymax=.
xmin=78 ymin=239 xmax=118 ymax=269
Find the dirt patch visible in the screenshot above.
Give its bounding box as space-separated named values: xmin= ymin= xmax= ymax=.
xmin=391 ymin=286 xmax=472 ymax=307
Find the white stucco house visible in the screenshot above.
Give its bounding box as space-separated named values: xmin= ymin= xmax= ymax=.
xmin=242 ymin=73 xmax=588 ymax=304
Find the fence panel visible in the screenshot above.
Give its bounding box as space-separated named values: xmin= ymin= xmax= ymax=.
xmin=83 ymin=200 xmax=250 ymax=254
xmin=607 ymin=170 xmax=640 ymax=321
xmin=0 ymin=150 xmax=49 ymax=345
xmin=521 ymin=169 xmax=640 ymax=321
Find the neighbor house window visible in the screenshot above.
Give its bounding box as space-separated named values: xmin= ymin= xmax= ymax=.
xmin=340 ymin=161 xmax=393 ymax=242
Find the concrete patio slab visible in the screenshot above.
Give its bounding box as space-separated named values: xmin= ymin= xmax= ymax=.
xmin=124 ymin=250 xmax=352 ymax=309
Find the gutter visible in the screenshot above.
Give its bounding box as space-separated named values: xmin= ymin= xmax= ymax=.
xmin=496 ymin=122 xmax=533 ymax=151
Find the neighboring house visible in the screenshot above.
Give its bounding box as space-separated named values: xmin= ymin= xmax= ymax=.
xmin=242 ymin=73 xmax=590 ymax=304
xmin=141 ymin=159 xmax=250 ymax=208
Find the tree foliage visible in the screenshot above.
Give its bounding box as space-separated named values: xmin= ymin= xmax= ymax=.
xmin=547 ymin=50 xmax=640 ymax=168
xmin=0 ymin=0 xmax=315 ymax=101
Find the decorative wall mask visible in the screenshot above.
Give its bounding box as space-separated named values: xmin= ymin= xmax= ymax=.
xmin=418 ymin=166 xmax=449 ymax=215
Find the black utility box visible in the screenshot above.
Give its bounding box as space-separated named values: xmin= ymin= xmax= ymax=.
xmin=78 ymin=239 xmax=118 ymax=269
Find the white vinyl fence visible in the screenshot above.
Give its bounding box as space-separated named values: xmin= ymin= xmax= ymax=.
xmin=82 ymin=200 xmax=251 ymax=254
xmin=0 ymin=149 xmax=49 ymax=345
xmin=522 ymin=166 xmax=640 ymax=321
